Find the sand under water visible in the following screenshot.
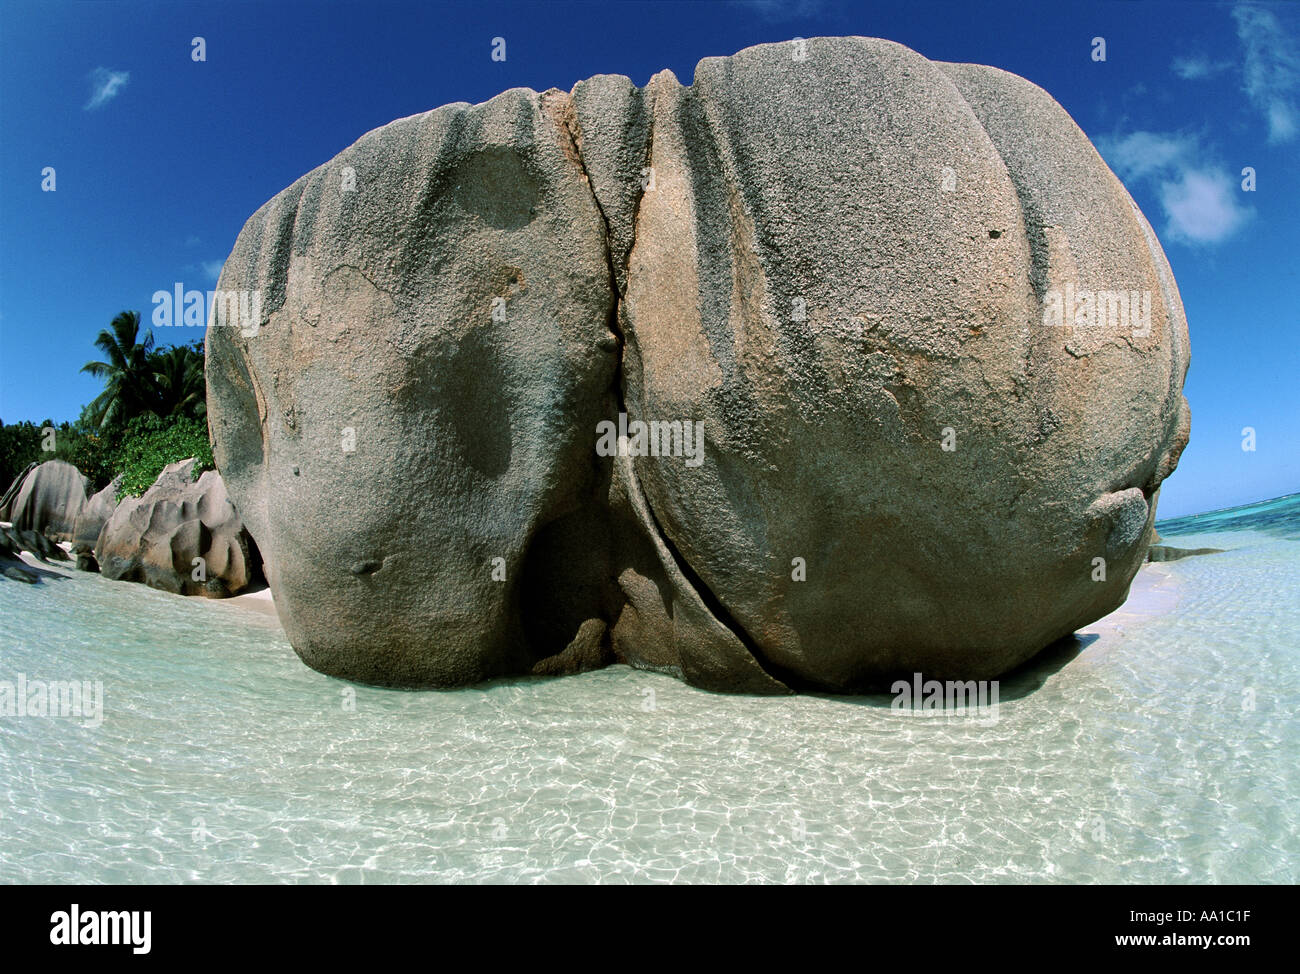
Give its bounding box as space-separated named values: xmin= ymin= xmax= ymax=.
xmin=1 ymin=494 xmax=1295 ymax=882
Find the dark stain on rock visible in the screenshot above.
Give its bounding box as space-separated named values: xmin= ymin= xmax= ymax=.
xmin=443 ymin=327 xmax=512 ymax=479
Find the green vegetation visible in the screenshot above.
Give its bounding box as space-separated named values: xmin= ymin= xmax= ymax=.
xmin=0 ymin=311 xmax=212 ymax=500
xmin=113 ymin=414 xmax=214 ymax=498
xmin=0 ymin=417 xmax=118 ymax=493
xmin=0 ymin=420 xmax=47 ymax=490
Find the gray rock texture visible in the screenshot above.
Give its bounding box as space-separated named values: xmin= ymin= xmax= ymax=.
xmin=96 ymin=459 xmax=261 ymax=596
xmin=0 ymin=461 xmax=39 ymax=519
xmin=207 ymin=37 xmax=1191 ymax=692
xmin=71 ymin=475 xmax=121 ymax=562
xmin=0 ymin=460 xmax=90 ymax=542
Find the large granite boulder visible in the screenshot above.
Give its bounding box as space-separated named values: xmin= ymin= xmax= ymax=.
xmin=207 ymin=36 xmax=1191 ymax=693
xmin=95 ymin=459 xmax=260 ymax=597
xmin=0 ymin=459 xmax=90 ymax=542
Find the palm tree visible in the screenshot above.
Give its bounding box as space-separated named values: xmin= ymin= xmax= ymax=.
xmin=150 ymin=342 xmax=206 ymax=420
xmin=81 ymin=311 xmax=156 ymax=431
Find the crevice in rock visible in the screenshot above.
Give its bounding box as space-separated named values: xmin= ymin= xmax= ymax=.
xmin=549 ymin=91 xmax=624 ymax=297
xmin=549 ymin=87 xmax=793 ymax=691
xmin=542 ymin=89 xmax=634 ymax=670
xmin=635 ymin=480 xmax=804 ymax=692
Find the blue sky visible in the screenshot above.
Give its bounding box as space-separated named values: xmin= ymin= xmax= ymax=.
xmin=0 ymin=0 xmax=1296 ymax=518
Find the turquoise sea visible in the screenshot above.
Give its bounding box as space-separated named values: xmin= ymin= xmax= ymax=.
xmin=1 ymin=494 xmax=1297 ymax=883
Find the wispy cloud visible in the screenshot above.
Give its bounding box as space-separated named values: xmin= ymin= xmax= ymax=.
xmin=1233 ymin=4 xmax=1300 ymax=143
xmin=1098 ymin=131 xmax=1253 ymax=245
xmin=1171 ymin=55 xmax=1232 ymax=80
xmin=84 ymin=67 xmax=129 ymax=111
xmin=734 ymin=0 xmax=828 ymax=24
xmin=201 ymin=260 xmax=224 ymax=282
xmin=1101 ymin=131 xmax=1197 ymax=182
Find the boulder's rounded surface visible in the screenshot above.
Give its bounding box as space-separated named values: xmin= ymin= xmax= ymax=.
xmin=0 ymin=461 xmax=38 ymax=519
xmin=208 ymin=36 xmax=1190 ymax=693
xmin=95 ymin=459 xmax=261 ymax=597
xmin=1 ymin=459 xmax=90 ymax=542
xmin=208 ymin=86 xmax=617 ymax=687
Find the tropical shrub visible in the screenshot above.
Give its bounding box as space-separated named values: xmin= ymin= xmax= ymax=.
xmin=114 ymin=413 xmax=214 ymax=498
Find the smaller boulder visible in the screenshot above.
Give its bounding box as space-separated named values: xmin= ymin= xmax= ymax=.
xmin=0 ymin=524 xmax=66 ymax=584
xmin=1 ymin=460 xmax=89 ymax=542
xmin=95 ymin=459 xmax=261 ymax=596
xmin=0 ymin=461 xmax=38 ymax=520
xmin=71 ymin=542 xmax=99 ymax=573
xmin=0 ymin=524 xmax=70 ymax=563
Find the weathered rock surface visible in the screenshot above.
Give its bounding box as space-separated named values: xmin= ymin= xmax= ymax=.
xmin=95 ymin=459 xmax=261 ymax=597
xmin=0 ymin=523 xmax=71 ymax=584
xmin=207 ymin=37 xmax=1191 ymax=693
xmin=0 ymin=459 xmax=90 ymax=542
xmin=0 ymin=461 xmax=39 ymax=519
xmin=68 ymin=476 xmax=122 ymax=572
xmin=1 ymin=524 xmax=70 ymax=562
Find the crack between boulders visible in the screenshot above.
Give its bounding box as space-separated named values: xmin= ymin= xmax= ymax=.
xmin=636 ymin=481 xmax=802 ymax=693
xmin=547 ymin=90 xmax=634 ymax=666
xmin=553 ymin=89 xmax=794 ymax=692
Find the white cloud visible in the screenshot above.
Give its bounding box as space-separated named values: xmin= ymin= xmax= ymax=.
xmin=1171 ymin=55 xmax=1232 ymax=80
xmin=1100 ymin=131 xmax=1197 ymax=182
xmin=1097 ymin=131 xmax=1253 ymax=245
xmin=1158 ymin=169 xmax=1251 ymax=244
xmin=201 ymin=260 xmax=224 ymax=281
xmin=1233 ymin=4 xmax=1300 ymax=143
xmin=84 ymin=67 xmax=129 ymax=111
xmin=1266 ymin=98 xmax=1298 ymax=142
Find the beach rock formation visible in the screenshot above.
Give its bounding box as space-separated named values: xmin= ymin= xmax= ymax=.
xmin=0 ymin=523 xmax=71 ymax=584
xmin=0 ymin=538 xmax=40 ymax=583
xmin=95 ymin=459 xmax=261 ymax=597
xmin=0 ymin=461 xmax=38 ymax=519
xmin=1146 ymin=545 xmax=1224 ymax=562
xmin=72 ymin=476 xmax=121 ymax=551
xmin=71 ymin=543 xmax=98 ymax=573
xmin=0 ymin=459 xmax=90 ymax=542
xmin=66 ymin=475 xmax=122 ymax=572
xmin=207 ymin=36 xmax=1192 ymax=693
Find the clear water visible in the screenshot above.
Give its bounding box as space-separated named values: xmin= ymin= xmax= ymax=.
xmin=2 ymin=495 xmax=1297 ymax=884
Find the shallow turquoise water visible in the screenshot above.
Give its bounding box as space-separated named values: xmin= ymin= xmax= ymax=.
xmin=1 ymin=495 xmax=1297 ymax=883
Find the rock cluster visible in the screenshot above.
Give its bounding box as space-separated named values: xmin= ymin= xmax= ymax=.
xmin=96 ymin=459 xmax=261 ymax=597
xmin=0 ymin=523 xmax=71 ymax=583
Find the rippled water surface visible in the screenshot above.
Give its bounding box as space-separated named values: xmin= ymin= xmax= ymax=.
xmin=2 ymin=495 xmax=1297 ymax=883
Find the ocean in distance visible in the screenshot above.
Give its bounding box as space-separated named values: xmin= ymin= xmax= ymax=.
xmin=1 ymin=494 xmax=1297 ymax=883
